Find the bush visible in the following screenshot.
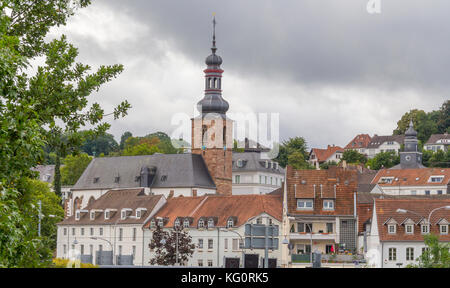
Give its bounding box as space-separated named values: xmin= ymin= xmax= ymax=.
xmin=52 ymin=258 xmax=98 ymax=268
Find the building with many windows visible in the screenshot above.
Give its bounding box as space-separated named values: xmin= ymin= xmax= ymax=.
xmin=232 ymin=152 xmax=284 ymax=195
xmin=366 ymin=198 xmax=450 ymax=268
xmin=144 ymin=194 xmax=283 ymax=267
xmin=366 ymin=135 xmax=404 ymax=159
xmin=56 ymin=188 xmax=166 ymax=266
xmin=344 ymin=134 xmax=372 ymax=155
xmin=282 ymin=166 xmax=358 ymax=264
xmin=424 ymin=133 xmax=450 ymax=152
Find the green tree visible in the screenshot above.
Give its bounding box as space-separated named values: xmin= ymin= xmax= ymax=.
xmin=81 ymin=132 xmax=119 ymax=156
xmin=411 ymin=234 xmax=450 ymax=268
xmin=320 ymin=161 xmax=338 ymax=170
xmin=276 ymin=137 xmax=310 ymax=168
xmin=232 ymin=139 xmax=244 ymax=152
xmin=393 ymin=109 xmax=438 ymax=143
xmin=122 ymin=143 xmax=161 ymax=156
xmin=342 ymin=150 xmax=367 ymax=164
xmin=366 ymin=151 xmax=400 ymax=170
xmin=60 ymin=153 xmax=92 ymax=186
xmin=120 ymin=131 xmax=133 ymax=150
xmin=0 ymin=1 xmax=129 ymax=267
xmin=149 ymin=226 xmax=195 ymax=266
xmin=287 ymin=151 xmax=313 ymax=170
xmin=436 ymin=100 xmax=450 ymax=133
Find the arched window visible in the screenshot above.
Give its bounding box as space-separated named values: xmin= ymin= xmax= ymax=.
xmin=208 ymin=218 xmax=214 ymax=228
xmin=198 ymin=219 xmax=205 ymax=228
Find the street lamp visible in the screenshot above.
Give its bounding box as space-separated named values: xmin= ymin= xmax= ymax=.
xmin=396 ymin=206 xmax=450 ymax=225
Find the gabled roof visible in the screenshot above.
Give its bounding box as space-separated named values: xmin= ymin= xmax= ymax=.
xmin=371 ymin=168 xmax=450 ymax=187
xmin=375 ymin=198 xmax=450 ymax=242
xmin=232 ymin=152 xmax=284 ymax=175
xmin=310 ymin=145 xmax=344 ymax=162
xmin=145 ymin=194 xmax=282 ymax=228
xmin=425 ymin=133 xmax=450 ymax=145
xmin=345 ymin=134 xmax=372 ymax=149
xmin=31 ymin=165 xmax=56 ymax=184
xmin=58 ymin=189 xmax=164 ymax=225
xmin=285 ymin=166 xmax=357 ymax=216
xmin=72 ymin=154 xmax=216 ymax=190
xmin=367 ymin=135 xmax=405 ymax=149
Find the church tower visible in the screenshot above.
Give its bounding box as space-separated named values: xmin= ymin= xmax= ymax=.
xmin=191 ymin=17 xmax=233 ymax=195
xmin=398 ymin=120 xmax=424 ymax=169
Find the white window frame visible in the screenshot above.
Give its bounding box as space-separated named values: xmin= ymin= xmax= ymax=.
xmin=90 ymin=211 xmax=95 ymax=220
xmin=207 ymin=218 xmax=214 ymax=228
xmin=421 ymin=224 xmax=429 ymax=235
xmin=405 ymin=224 xmax=414 ymax=234
xmin=227 ymin=219 xmax=234 ymax=228
xmin=198 ymin=219 xmax=205 ymax=229
xmin=297 ymin=199 xmax=314 ymax=210
xmin=323 ymin=199 xmax=335 ymax=210
xmin=428 ymin=176 xmax=444 ymax=183
xmin=388 ymin=224 xmax=396 ymax=234
xmin=174 ymin=218 xmax=181 ymax=228
xmin=183 ymin=219 xmax=190 ymax=228
xmin=75 ymin=210 xmax=81 ymax=221
xmin=198 ymin=239 xmax=203 ymax=249
xmin=104 ymin=210 xmax=110 ymax=220
xmin=440 ymin=224 xmax=448 ymax=235
xmin=388 ymin=247 xmax=397 ymax=261
xmin=406 ymin=247 xmax=414 ymax=261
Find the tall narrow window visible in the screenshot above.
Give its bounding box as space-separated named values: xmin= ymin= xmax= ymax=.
xmin=389 ymin=248 xmax=397 ymax=261
xmin=119 ymin=228 xmax=123 ymax=241
xmin=406 ymin=247 xmax=414 ymax=261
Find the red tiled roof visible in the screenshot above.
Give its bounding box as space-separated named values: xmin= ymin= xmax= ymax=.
xmin=345 ymin=134 xmax=372 ymax=149
xmin=286 ymin=166 xmax=357 ymax=216
xmin=144 ymin=194 xmax=283 ymax=228
xmin=58 ymin=189 xmax=163 ymax=225
xmin=375 ymin=198 xmax=450 ymax=242
xmin=310 ymin=145 xmax=344 ymax=162
xmin=371 ymin=168 xmax=450 ymax=187
xmin=357 ymin=203 xmax=373 ymax=234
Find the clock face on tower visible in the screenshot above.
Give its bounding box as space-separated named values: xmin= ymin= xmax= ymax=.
xmin=405 ymin=156 xmax=411 ymax=161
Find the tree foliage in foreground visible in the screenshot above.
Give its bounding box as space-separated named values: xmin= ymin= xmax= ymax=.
xmin=149 ymin=226 xmax=195 ymax=266
xmin=408 ymin=234 xmax=450 ymax=268
xmin=0 ymin=1 xmax=129 ymax=267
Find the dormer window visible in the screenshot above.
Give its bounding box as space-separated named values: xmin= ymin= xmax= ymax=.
xmin=227 ymin=219 xmax=234 ymax=228
xmin=379 ymin=177 xmax=394 ymax=184
xmin=236 ymin=159 xmax=243 ymax=168
xmin=405 ymin=224 xmax=414 ymax=234
xmin=114 ymin=176 xmax=120 ymax=183
xmin=93 ymin=177 xmax=99 ymax=184
xmin=297 ymin=199 xmax=313 ymax=210
xmin=198 ymin=219 xmax=205 ymax=229
xmin=90 ymin=211 xmax=95 ymax=220
xmin=207 ymin=218 xmax=214 ymax=228
xmin=429 ymin=176 xmax=444 ymax=183
xmin=136 ymin=208 xmax=147 ymax=219
xmin=323 ymin=200 xmax=334 ymax=211
xmin=105 ymin=210 xmax=110 ymax=220
xmin=174 ymin=218 xmax=181 ymax=228
xmin=158 ymin=219 xmax=164 ymax=227
xmin=388 ymin=224 xmax=396 ymax=234
xmin=183 ymin=219 xmax=190 ymax=228
xmin=421 ymin=223 xmax=430 ymax=234
xmin=440 ymin=224 xmax=448 ymax=235
xmin=121 ymin=208 xmax=132 ymax=220
xmin=150 ymin=219 xmax=156 ymax=229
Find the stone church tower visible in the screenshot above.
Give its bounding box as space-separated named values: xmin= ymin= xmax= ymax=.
xmin=191 ymin=17 xmax=233 ymax=195
xmin=392 ymin=119 xmax=425 ymax=169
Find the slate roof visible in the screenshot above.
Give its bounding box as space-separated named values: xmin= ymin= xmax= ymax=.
xmin=375 ymin=198 xmax=450 ymax=242
xmin=72 ymin=154 xmax=216 ymax=190
xmin=58 ymin=189 xmax=164 ymax=225
xmin=145 ymin=194 xmax=283 ymax=228
xmin=371 ymin=168 xmax=450 ymax=187
xmin=31 ymin=165 xmax=56 ymax=183
xmin=345 ymin=134 xmax=372 ymax=149
xmin=367 ymin=135 xmax=405 ymax=149
xmin=232 ymin=152 xmax=284 ymax=175
xmin=425 ymin=133 xmax=450 ymax=145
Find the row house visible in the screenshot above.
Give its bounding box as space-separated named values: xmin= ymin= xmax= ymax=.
xmin=370 ymin=168 xmax=450 ymax=196
xmin=424 ymin=133 xmax=450 ymax=152
xmin=56 ymin=188 xmax=166 ymax=266
xmin=344 ymin=134 xmax=372 ymax=155
xmin=283 ymin=166 xmax=358 ymax=264
xmin=143 ymin=194 xmax=283 ymax=267
xmin=366 ymin=198 xmax=450 ymax=268
xmin=308 ymin=145 xmax=344 ymax=168
xmin=232 ymin=152 xmax=285 ymax=195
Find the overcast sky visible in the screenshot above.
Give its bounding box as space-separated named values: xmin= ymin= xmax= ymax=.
xmin=48 ymin=0 xmax=449 ymax=149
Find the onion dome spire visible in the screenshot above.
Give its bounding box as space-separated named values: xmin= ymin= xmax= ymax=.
xmin=197 ymin=15 xmax=229 ymax=115
xmin=405 ymin=119 xmax=417 ymax=137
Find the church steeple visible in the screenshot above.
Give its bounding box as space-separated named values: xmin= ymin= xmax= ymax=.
xmin=394 ymin=118 xmax=424 ymax=169
xmin=197 ymin=16 xmax=229 ymax=116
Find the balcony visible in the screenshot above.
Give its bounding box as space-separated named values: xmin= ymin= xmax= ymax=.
xmin=289 ymin=232 xmax=336 ymax=241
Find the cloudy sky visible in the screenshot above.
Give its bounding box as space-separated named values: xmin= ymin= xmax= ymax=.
xmin=48 ymin=0 xmax=449 ymax=149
